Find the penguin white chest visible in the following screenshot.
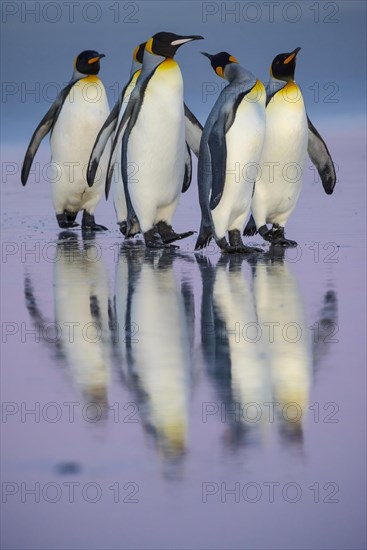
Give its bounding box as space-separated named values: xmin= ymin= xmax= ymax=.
xmin=224 ymin=81 xmax=266 ymax=193
xmin=212 ymin=80 xmax=266 ymax=233
xmin=259 ymin=82 xmax=308 ymax=220
xmin=127 ymin=60 xmax=186 ymax=212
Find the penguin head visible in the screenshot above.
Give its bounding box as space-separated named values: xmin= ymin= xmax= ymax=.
xmin=201 ymin=51 xmax=239 ymax=79
xmin=145 ymin=32 xmax=204 ymax=58
xmin=74 ymin=50 xmax=106 ymax=75
xmin=133 ymin=42 xmax=146 ymax=65
xmin=270 ymin=47 xmax=301 ymax=81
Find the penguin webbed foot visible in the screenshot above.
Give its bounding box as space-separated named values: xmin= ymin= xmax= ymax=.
xmin=156 ymin=221 xmax=195 ymax=244
xmin=82 ymin=211 xmax=108 ymax=232
xmin=258 ymin=224 xmax=273 ymax=242
xmin=143 ymin=227 xmax=178 ymax=249
xmin=233 ymin=245 xmax=263 ymax=255
xmin=227 ymin=230 xmax=263 ymax=254
xmin=216 ymin=237 xmax=239 ymax=254
xmin=91 ymin=224 xmax=108 ymax=232
xmin=270 ymin=236 xmax=298 ymax=247
xmin=261 ymin=224 xmax=297 ymax=247
xmin=56 ymin=212 xmax=79 ymax=229
xmin=221 ymin=246 xmax=263 ymax=255
xmin=82 ymin=224 xmax=108 ymax=232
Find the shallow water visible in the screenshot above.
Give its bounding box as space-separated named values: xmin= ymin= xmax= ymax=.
xmin=1 ymin=133 xmax=366 ymax=549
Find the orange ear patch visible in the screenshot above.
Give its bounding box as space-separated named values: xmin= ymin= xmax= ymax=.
xmin=215 ymin=66 xmax=224 ymax=78
xmin=133 ymin=45 xmax=140 ymax=62
xmin=146 ymin=37 xmax=154 ymax=55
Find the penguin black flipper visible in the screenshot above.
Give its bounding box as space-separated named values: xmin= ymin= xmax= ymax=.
xmin=182 ymin=143 xmax=192 ymax=193
xmin=195 ymin=138 xmax=214 ymax=250
xmin=208 ymin=89 xmax=252 ymax=211
xmin=182 ymin=105 xmax=202 ymax=192
xmin=87 ymin=71 xmax=141 ymax=188
xmin=307 ymin=116 xmax=336 ymax=195
xmin=87 ymin=99 xmax=121 ymax=187
xmin=195 ymin=115 xmax=228 ymax=250
xmin=184 ymin=104 xmax=203 ymax=158
xmin=21 ymin=82 xmax=75 ymax=186
xmin=208 ymin=117 xmax=228 ymax=210
xmin=104 ymin=97 xmax=136 ymax=199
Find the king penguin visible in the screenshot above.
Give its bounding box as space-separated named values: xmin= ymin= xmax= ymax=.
xmin=87 ymin=40 xmax=203 ymax=239
xmin=87 ymin=43 xmax=146 ymax=236
xmin=101 ymin=32 xmax=203 ymax=249
xmin=244 ymin=47 xmax=336 ymax=246
xmin=195 ymin=52 xmax=266 ymax=253
xmin=21 ymin=51 xmax=110 ymax=231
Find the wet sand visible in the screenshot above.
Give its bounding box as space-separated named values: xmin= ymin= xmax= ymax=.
xmin=1 ymin=131 xmax=366 ymax=549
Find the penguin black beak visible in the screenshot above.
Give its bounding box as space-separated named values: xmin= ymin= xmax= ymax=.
xmin=293 ymin=47 xmax=301 ymax=55
xmin=201 ymin=52 xmax=214 ymax=60
xmin=97 ymin=54 xmax=106 ymax=59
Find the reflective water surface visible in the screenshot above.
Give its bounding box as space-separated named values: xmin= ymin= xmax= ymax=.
xmin=1 ymin=136 xmax=366 ymax=549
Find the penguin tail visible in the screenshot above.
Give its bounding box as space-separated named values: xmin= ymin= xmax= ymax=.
xmin=195 ymin=221 xmax=213 ymax=250
xmin=243 ymin=215 xmax=258 ymax=237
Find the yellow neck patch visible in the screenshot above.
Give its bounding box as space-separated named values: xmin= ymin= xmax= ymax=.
xmin=157 ymin=58 xmax=177 ymax=71
xmin=246 ymin=79 xmax=265 ymax=102
xmin=281 ymin=81 xmax=302 ymax=103
xmin=81 ymin=75 xmax=100 ymax=84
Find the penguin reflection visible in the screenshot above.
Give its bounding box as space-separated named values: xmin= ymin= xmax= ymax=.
xmin=198 ymin=249 xmax=338 ymax=450
xmin=197 ymin=255 xmax=268 ymax=448
xmin=312 ymin=288 xmax=338 ymax=377
xmin=252 ymin=249 xmax=311 ymax=445
xmin=24 ymin=233 xmax=111 ymax=406
xmin=252 ymin=247 xmax=338 ymax=446
xmin=113 ymin=246 xmax=192 ymax=460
